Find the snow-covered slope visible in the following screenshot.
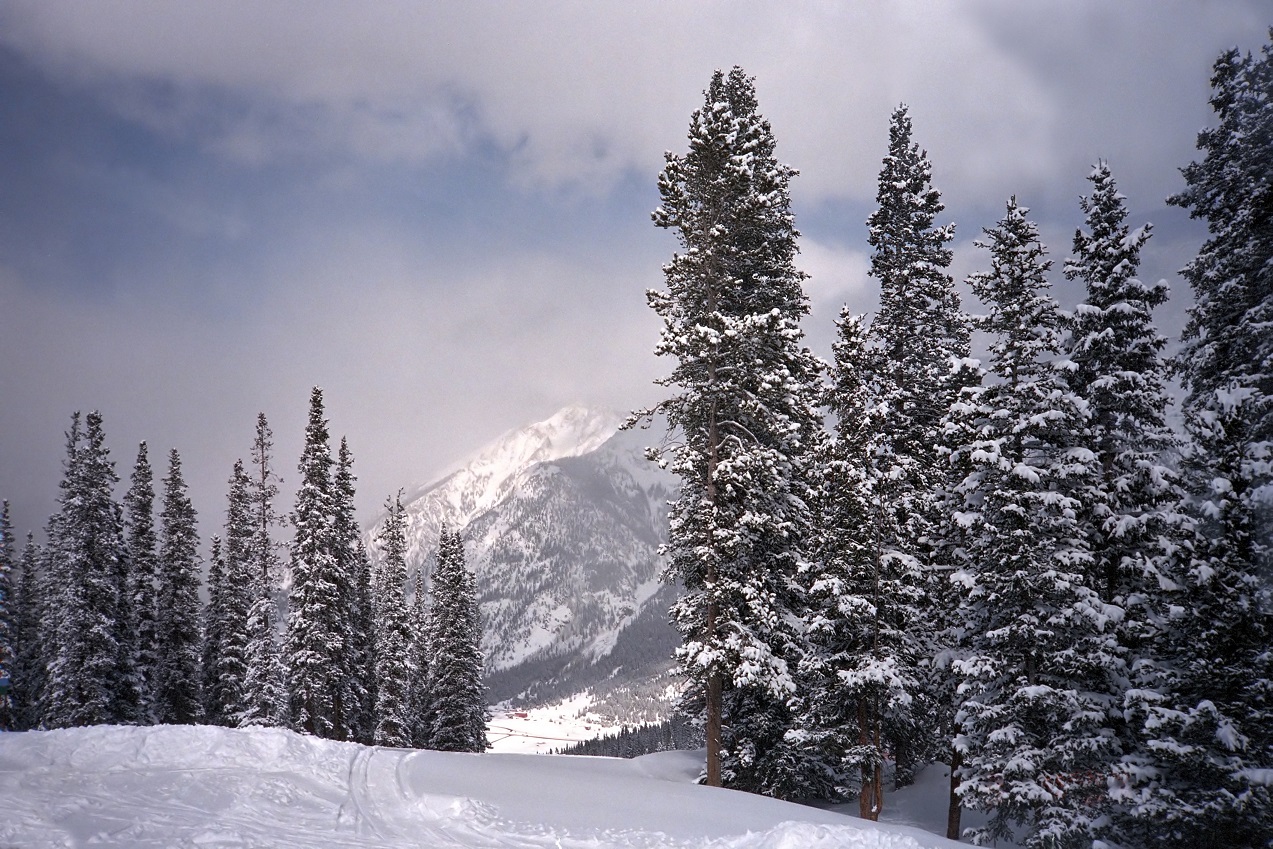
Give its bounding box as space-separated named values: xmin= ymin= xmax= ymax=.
xmin=0 ymin=724 xmax=968 ymax=848
xmin=367 ymin=406 xmax=680 ymax=717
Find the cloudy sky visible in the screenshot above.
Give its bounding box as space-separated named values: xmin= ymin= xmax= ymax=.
xmin=1 ymin=1 xmax=1268 ymax=540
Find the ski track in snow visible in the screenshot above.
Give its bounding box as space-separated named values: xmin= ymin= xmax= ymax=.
xmin=1 ymin=725 xmax=961 ymax=849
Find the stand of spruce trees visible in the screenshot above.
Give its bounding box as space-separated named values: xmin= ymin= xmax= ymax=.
xmin=0 ymin=388 xmax=488 ymax=757
xmin=640 ymin=41 xmax=1270 ymax=847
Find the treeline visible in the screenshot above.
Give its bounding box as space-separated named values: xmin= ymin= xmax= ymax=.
xmin=555 ymin=715 xmax=701 ymax=758
xmin=0 ymin=387 xmax=486 ymax=754
xmin=639 ymin=34 xmax=1271 ymax=849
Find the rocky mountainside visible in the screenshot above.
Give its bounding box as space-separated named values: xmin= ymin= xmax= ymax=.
xmin=366 ymin=406 xmax=681 ymax=720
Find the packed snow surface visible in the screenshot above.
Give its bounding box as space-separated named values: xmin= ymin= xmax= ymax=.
xmin=1 ymin=724 xmax=967 ymax=848
xmin=488 ymin=693 xmax=624 ymax=754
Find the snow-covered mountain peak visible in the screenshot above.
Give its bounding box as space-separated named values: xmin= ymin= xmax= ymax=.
xmin=413 ymin=405 xmax=625 ymax=526
xmin=508 ymin=404 xmax=624 ymax=466
xmin=367 ymin=404 xmax=677 ymax=711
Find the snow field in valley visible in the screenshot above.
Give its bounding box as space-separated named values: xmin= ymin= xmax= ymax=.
xmin=1 ymin=724 xmax=967 ymax=848
xmin=487 ymin=693 xmax=626 ymax=754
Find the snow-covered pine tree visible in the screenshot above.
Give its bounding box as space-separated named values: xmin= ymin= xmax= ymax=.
xmin=424 ymin=528 xmax=488 ymax=752
xmin=861 ymin=104 xmax=971 ymax=794
xmin=10 ymin=532 xmax=43 ymax=729
xmin=123 ymin=442 xmax=160 ymax=724
xmin=638 ymin=66 xmax=824 ymax=798
xmin=804 ymin=309 xmax=906 ymax=813
xmin=201 ymin=535 xmax=228 ymax=724
xmin=409 ymin=564 xmax=435 ymax=749
xmin=155 ymin=448 xmax=203 ymax=725
xmin=287 ymin=387 xmax=342 ymax=739
xmin=372 ymin=491 xmax=414 ymax=748
xmin=202 ymin=464 xmax=257 ymax=727
xmin=0 ymin=501 xmax=14 ymax=730
xmin=866 ymin=105 xmax=968 ymax=464
xmin=930 ymin=348 xmax=989 ymax=842
xmin=332 ymin=438 xmax=375 ymax=744
xmin=1060 ymin=162 xmax=1194 ymax=846
xmin=351 ymin=539 xmax=376 ymax=741
xmin=1115 ymin=33 xmax=1273 ymax=848
xmin=44 ymin=411 xmax=128 ymax=728
xmin=1173 ymin=30 xmax=1273 ymax=454
xmin=945 ymin=199 xmax=1123 ymax=848
xmin=239 ymin=413 xmax=288 ymax=728
xmin=216 ymin=459 xmax=256 ymax=726
xmin=1065 ymin=162 xmax=1184 ymax=607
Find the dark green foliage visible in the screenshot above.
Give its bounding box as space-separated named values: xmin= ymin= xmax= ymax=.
xmin=1116 ymin=32 xmax=1273 ymax=847
xmin=373 ymin=491 xmax=414 ymax=748
xmin=155 ymin=448 xmax=203 ymax=725
xmin=44 ymin=412 xmax=128 ymax=729
xmin=216 ymin=460 xmax=257 ymax=725
xmin=124 ymin=442 xmax=160 ymax=724
xmin=332 ymin=438 xmax=375 ymax=744
xmin=201 ymin=535 xmax=228 ymax=724
xmin=556 ymin=716 xmax=702 ymax=758
xmin=942 ymin=201 xmax=1120 ymax=848
xmin=423 ymin=528 xmax=488 ymax=752
xmin=239 ymin=413 xmax=287 ymax=728
xmin=409 ymin=565 xmax=435 ymax=748
xmin=0 ymin=501 xmax=14 ymax=730
xmin=1065 ymin=162 xmax=1184 ymax=607
xmin=10 ymin=533 xmax=44 ymax=729
xmin=287 ymin=387 xmax=341 ymax=738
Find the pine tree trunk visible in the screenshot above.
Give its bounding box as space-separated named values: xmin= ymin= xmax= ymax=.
xmin=704 ymin=369 xmax=723 ymax=788
xmin=947 ymin=746 xmax=962 ymax=840
xmin=706 ymin=662 xmax=722 ymax=787
xmin=859 ymin=700 xmax=882 ymax=820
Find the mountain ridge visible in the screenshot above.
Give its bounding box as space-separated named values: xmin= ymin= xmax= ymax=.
xmin=366 ymin=406 xmax=680 ymax=720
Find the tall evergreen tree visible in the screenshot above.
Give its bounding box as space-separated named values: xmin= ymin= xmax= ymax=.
xmin=154 ymin=448 xmax=203 ymax=725
xmin=861 ymin=104 xmax=971 ymax=798
xmin=409 ymin=563 xmax=436 ymax=748
xmin=201 ymin=535 xmax=228 ymax=724
xmin=865 ymin=104 xmax=969 ymax=465
xmin=239 ymin=413 xmax=287 ymax=727
xmin=373 ymin=491 xmax=414 ymax=748
xmin=0 ymin=501 xmax=15 ymax=730
xmin=1061 ymin=163 xmax=1192 ymax=846
xmin=424 ymin=528 xmax=488 ymax=752
xmin=1116 ymin=33 xmax=1273 ymax=848
xmin=218 ymin=459 xmax=256 ymax=726
xmin=123 ymin=442 xmax=160 ymax=724
xmin=1065 ymin=162 xmax=1184 ymax=606
xmin=944 ymin=200 xmax=1122 ymax=848
xmin=44 ymin=411 xmax=128 ymax=728
xmin=805 ymin=310 xmax=907 ymax=813
xmin=287 ymin=387 xmax=342 ymax=738
xmin=638 ymin=66 xmax=824 ymax=798
xmin=10 ymin=533 xmax=44 ymax=729
xmin=203 ymin=461 xmax=256 ymax=726
xmin=332 ymin=437 xmax=375 ymax=743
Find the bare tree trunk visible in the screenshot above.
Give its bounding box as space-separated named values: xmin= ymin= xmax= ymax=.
xmin=947 ymin=746 xmax=963 ymax=840
xmin=858 ymin=700 xmax=882 ymax=820
xmin=704 ymin=384 xmax=723 ymax=788
xmin=706 ymin=663 xmax=722 ymax=786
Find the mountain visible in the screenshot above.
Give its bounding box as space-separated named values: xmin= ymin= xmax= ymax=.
xmin=367 ymin=405 xmax=681 ymax=720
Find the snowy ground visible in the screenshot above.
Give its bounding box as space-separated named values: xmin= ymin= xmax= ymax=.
xmin=1 ymin=724 xmax=971 ymax=848
xmin=487 ymin=693 xmax=626 ymax=754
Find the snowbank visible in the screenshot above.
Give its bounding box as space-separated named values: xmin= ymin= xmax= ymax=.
xmin=0 ymin=724 xmax=966 ymax=848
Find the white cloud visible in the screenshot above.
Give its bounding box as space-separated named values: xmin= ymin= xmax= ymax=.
xmin=5 ymin=1 xmax=1263 ymax=202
